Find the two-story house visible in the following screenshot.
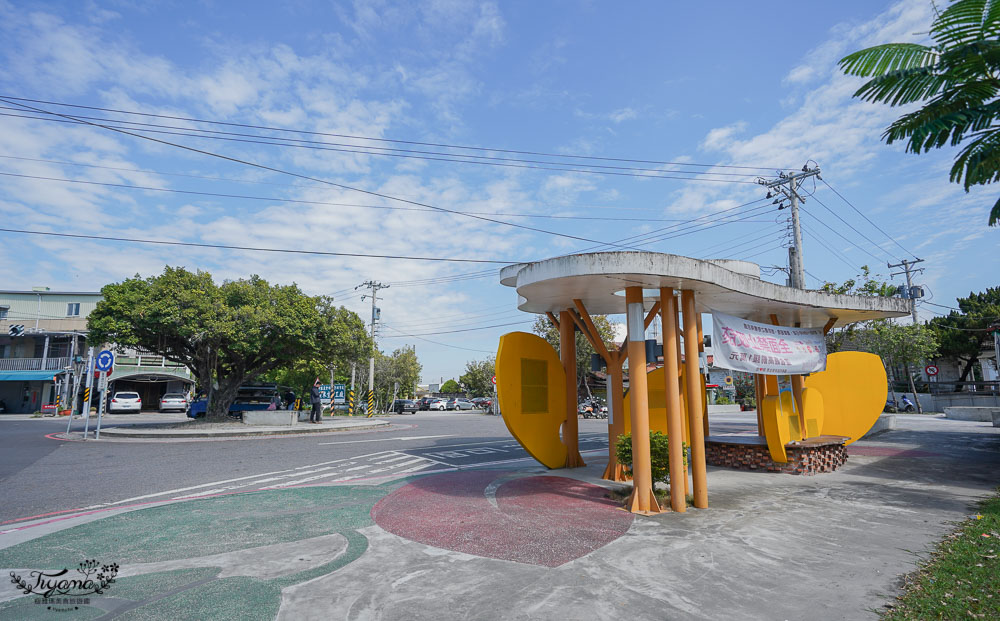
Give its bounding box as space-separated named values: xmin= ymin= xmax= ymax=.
xmin=0 ymin=288 xmax=193 ymax=414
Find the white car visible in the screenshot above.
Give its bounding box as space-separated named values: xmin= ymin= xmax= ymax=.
xmin=109 ymin=391 xmax=142 ymax=413
xmin=159 ymin=393 xmax=189 ymax=412
xmin=428 ymin=399 xmax=447 ymax=411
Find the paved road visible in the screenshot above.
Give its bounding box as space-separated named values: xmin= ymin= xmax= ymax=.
xmin=0 ymin=412 xmax=757 ymax=525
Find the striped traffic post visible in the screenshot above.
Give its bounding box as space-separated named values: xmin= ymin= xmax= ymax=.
xmin=366 ymin=390 xmax=374 ymax=418
xmin=348 ymin=389 xmax=355 ymax=416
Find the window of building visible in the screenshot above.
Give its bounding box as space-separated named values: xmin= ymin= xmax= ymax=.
xmin=66 ymin=303 xmax=80 ymax=317
xmin=0 ymin=306 xmax=7 ymax=319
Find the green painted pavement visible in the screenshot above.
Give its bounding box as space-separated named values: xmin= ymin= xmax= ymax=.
xmin=1 ymin=484 xmax=398 ymax=620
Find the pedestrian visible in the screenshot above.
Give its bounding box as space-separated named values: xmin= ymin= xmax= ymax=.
xmin=310 ymin=378 xmax=322 ymax=424
xmin=283 ymin=389 xmax=295 ymax=410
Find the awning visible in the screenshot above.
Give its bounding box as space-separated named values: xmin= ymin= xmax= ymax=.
xmin=0 ymin=370 xmax=63 ymax=382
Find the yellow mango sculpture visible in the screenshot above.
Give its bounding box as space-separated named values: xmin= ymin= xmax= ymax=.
xmin=800 ymin=386 xmax=825 ymax=439
xmin=804 ymin=351 xmax=887 ymax=444
xmin=495 ymin=332 xmax=568 ymax=468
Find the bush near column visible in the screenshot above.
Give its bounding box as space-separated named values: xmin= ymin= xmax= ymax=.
xmin=615 ymin=431 xmax=687 ymax=484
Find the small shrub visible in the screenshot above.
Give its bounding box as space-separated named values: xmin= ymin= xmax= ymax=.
xmin=616 ymin=431 xmax=687 ymax=484
xmin=714 ymin=394 xmax=734 ymax=405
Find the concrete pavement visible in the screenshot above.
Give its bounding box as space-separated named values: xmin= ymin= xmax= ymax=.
xmin=1 ymin=414 xmax=998 ymax=620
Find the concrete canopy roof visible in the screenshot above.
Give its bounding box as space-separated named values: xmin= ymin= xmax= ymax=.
xmin=500 ymin=252 xmax=910 ymax=329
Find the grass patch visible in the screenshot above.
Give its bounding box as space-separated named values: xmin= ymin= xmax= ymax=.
xmin=883 ymin=492 xmax=1000 ymax=619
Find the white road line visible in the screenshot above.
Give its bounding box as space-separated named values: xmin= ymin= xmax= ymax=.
xmin=396 ymin=462 xmax=436 ymax=474
xmin=370 ymin=454 xmax=413 ymax=464
xmin=316 ymin=434 xmax=454 ymax=446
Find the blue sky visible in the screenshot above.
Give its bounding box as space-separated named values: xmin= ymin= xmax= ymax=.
xmin=0 ymin=0 xmax=995 ymax=384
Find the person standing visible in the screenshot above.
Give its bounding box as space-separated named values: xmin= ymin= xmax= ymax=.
xmin=310 ymin=378 xmax=322 ymax=424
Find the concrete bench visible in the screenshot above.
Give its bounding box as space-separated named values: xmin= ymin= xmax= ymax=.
xmin=944 ymin=406 xmax=1000 ymax=422
xmin=242 ymin=410 xmax=297 ymax=426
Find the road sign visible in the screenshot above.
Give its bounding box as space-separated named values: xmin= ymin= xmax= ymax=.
xmin=333 ymin=384 xmax=346 ymax=404
xmin=95 ymin=350 xmax=115 ymax=372
xmin=724 ymin=376 xmax=733 ymax=385
xmin=925 ymin=365 xmax=939 ymax=376
xmin=491 ymin=375 xmax=497 ymax=385
xmin=318 ymin=384 xmax=332 ymax=400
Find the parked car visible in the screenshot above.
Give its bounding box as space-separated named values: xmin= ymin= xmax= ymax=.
xmin=109 ymin=391 xmax=142 ymax=413
xmin=158 ymin=393 xmax=189 ymax=412
xmin=390 ymin=399 xmax=418 ymax=414
xmin=416 ymin=396 xmax=436 ymax=411
xmin=427 ymin=399 xmax=447 ymax=411
xmin=446 ymin=398 xmax=474 ymax=410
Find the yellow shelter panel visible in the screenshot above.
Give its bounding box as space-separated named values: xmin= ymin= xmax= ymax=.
xmin=804 ymin=351 xmax=887 ymax=445
xmin=760 ymin=395 xmax=788 ymax=463
xmin=496 ymin=331 xmax=567 ymax=469
xmin=801 ymin=386 xmax=825 ymax=439
xmin=622 ymin=368 xmax=684 ymax=435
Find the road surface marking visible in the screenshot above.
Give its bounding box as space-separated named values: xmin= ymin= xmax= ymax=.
xmin=317 ymin=434 xmax=454 ymax=446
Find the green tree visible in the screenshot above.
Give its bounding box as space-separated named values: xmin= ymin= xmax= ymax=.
xmin=531 ymin=313 xmax=620 ymax=398
xmin=858 ymin=322 xmax=940 ymax=412
xmin=87 ymin=267 xmax=371 ymax=420
xmin=440 ymin=379 xmax=461 ymax=393
xmin=929 ymin=287 xmax=1000 ymax=388
xmin=839 ymin=0 xmax=1000 ymax=226
xmin=820 ymin=266 xmax=898 ymax=353
xmin=459 ymin=357 xmax=496 ymax=397
xmin=264 ymin=305 xmax=371 ymax=400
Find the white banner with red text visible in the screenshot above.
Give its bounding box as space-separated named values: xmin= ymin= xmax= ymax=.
xmin=711 ymin=311 xmax=826 ymax=375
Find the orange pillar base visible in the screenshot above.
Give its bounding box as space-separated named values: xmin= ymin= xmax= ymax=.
xmin=625 ymin=487 xmax=662 ymax=514
xmin=602 ymin=461 xmax=630 ymax=482
xmin=564 ymin=451 xmax=586 ymax=468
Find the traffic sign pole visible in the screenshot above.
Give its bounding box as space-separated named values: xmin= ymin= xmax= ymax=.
xmin=95 ymin=371 xmax=107 ymax=440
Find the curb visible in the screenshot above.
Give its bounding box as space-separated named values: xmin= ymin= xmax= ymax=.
xmin=71 ymin=420 xmax=392 ymax=439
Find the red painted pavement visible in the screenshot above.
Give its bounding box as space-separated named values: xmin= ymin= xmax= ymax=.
xmin=372 ymin=470 xmax=633 ymax=567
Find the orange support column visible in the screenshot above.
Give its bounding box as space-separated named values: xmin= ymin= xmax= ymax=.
xmin=559 ymin=310 xmax=585 ymax=467
xmin=696 ymin=310 xmax=709 ymax=438
xmin=660 ymin=287 xmax=686 ymax=512
xmin=624 ymin=286 xmax=660 ymax=514
xmin=682 ymin=290 xmax=709 ymax=509
xmin=603 ymin=359 xmax=628 ymax=481
xmin=754 ymin=373 xmax=765 ymax=436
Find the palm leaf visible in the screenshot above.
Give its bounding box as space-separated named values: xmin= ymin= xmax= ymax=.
xmin=852 ymin=66 xmax=950 ymax=106
xmin=932 ymin=0 xmax=1000 ymax=46
xmin=839 ymin=43 xmax=937 ymax=77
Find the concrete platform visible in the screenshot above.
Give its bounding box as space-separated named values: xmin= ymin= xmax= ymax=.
xmin=944 ymin=406 xmax=1000 ymax=422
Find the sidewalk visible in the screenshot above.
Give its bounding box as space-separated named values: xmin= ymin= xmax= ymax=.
xmin=1 ymin=414 xmax=998 ymax=620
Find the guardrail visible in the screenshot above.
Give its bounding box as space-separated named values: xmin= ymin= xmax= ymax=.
xmin=0 ymin=357 xmax=71 ymax=371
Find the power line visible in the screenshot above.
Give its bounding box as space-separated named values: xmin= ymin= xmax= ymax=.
xmin=380 ymin=324 xmax=497 ymax=354
xmin=384 ymin=320 xmax=533 ymax=337
xmin=798 ymin=207 xmax=882 ymax=263
xmin=808 ymin=192 xmax=897 ymax=261
xmin=0 ymin=95 xmax=796 ymax=172
xmin=0 ymin=154 xmax=712 ymax=212
xmin=0 ymin=97 xmax=648 ymax=252
xmin=0 ymin=110 xmax=769 ymax=183
xmin=820 ymin=178 xmax=918 ymax=260
xmin=799 ymin=221 xmax=864 ymax=272
xmin=0 ymin=170 xmax=776 ymax=224
xmin=0 ymin=228 xmax=516 ymax=263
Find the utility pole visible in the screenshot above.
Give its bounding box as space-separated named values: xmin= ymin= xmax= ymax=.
xmin=759 ymin=164 xmax=821 ymax=289
xmin=357 ymin=280 xmax=388 ymax=413
xmin=888 ymin=258 xmax=925 ymax=324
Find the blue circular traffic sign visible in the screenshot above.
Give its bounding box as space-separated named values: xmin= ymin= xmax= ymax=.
xmin=95 ymin=350 xmax=115 ymax=372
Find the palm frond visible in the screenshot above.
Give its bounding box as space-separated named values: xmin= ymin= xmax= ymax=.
xmin=932 ymin=0 xmax=1000 ymax=46
xmin=852 ymin=66 xmax=949 ymax=106
xmin=949 ymin=128 xmax=1000 ymax=188
xmin=839 ymin=43 xmax=937 ymax=77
